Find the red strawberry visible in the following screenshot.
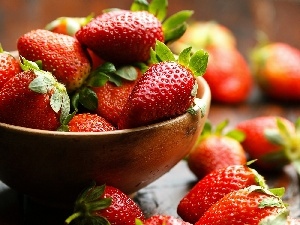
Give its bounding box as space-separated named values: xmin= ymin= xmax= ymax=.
xmin=235 ymin=116 xmax=300 ymax=172
xmin=45 ymin=14 xmax=93 ymax=36
xmin=0 ymin=58 xmax=70 ymax=130
xmin=0 ymin=44 xmax=22 ymax=89
xmin=91 ymin=67 xmax=142 ymax=126
xmin=195 ymin=185 xmax=288 ymax=225
xmin=140 ymin=215 xmax=192 ymax=225
xmin=66 ymin=113 xmax=116 ymax=132
xmin=117 ymin=41 xmax=209 ymax=129
xmin=187 ymin=120 xmax=247 ymax=179
xmin=65 ymin=183 xmax=145 ymax=225
xmin=76 ymin=10 xmax=164 ymax=65
xmin=17 ymin=29 xmax=91 ymax=92
xmin=203 ymin=46 xmax=253 ymax=104
xmin=177 ymin=164 xmax=266 ymax=224
xmin=250 ymin=42 xmax=300 ymax=101
xmin=75 ymin=1 xmax=193 ymax=65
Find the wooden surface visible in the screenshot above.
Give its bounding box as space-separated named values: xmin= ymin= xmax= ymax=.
xmin=0 ymin=94 xmax=300 ymax=224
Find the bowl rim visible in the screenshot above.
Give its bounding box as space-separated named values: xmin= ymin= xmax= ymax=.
xmin=0 ymin=76 xmax=211 ymax=136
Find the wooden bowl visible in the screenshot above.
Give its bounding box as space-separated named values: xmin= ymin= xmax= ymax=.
xmin=0 ymin=76 xmax=211 ymax=208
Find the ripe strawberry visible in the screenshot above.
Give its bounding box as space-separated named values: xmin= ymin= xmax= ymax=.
xmin=138 ymin=215 xmax=192 ymax=225
xmin=250 ymin=42 xmax=300 ymax=101
xmin=0 ymin=58 xmax=70 ymax=130
xmin=45 ymin=14 xmax=93 ymax=36
xmin=187 ymin=120 xmax=247 ymax=179
xmin=65 ymin=183 xmax=145 ymax=225
xmin=0 ymin=44 xmax=22 ymax=89
xmin=66 ymin=113 xmax=116 ymax=132
xmin=235 ymin=116 xmax=300 ymax=172
xmin=177 ymin=164 xmax=266 ymax=224
xmin=117 ymin=41 xmax=209 ymax=129
xmin=91 ymin=67 xmax=142 ymax=127
xmin=203 ymin=46 xmax=253 ymax=104
xmin=75 ymin=0 xmax=193 ymax=65
xmin=17 ymin=29 xmax=91 ymax=92
xmin=195 ymin=185 xmax=288 ymax=225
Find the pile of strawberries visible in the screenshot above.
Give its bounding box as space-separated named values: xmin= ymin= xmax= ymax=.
xmin=0 ymin=0 xmax=208 ymax=132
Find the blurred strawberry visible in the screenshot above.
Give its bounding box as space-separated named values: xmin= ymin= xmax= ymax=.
xmin=177 ymin=163 xmax=266 ymax=224
xmin=65 ymin=183 xmax=145 ymax=225
xmin=45 ymin=14 xmax=93 ymax=36
xmin=65 ymin=113 xmax=116 ymax=132
xmin=0 ymin=44 xmax=21 ymax=89
xmin=117 ymin=41 xmax=208 ymax=129
xmin=75 ymin=0 xmax=193 ymax=65
xmin=235 ymin=116 xmax=300 ymax=173
xmin=251 ymin=42 xmax=300 ymax=101
xmin=17 ymin=29 xmax=91 ymax=92
xmin=139 ymin=215 xmax=192 ymax=225
xmin=187 ymin=120 xmax=247 ymax=180
xmin=0 ymin=58 xmax=70 ymax=130
xmin=195 ymin=185 xmax=288 ymax=225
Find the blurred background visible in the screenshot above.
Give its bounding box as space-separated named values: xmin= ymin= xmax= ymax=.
xmin=0 ymin=0 xmax=300 ymax=59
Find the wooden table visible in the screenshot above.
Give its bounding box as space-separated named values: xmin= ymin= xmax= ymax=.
xmin=1 ymin=91 xmax=300 ymax=224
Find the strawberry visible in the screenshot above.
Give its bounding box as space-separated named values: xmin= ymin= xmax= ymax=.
xmin=17 ymin=29 xmax=91 ymax=92
xmin=250 ymin=42 xmax=300 ymax=101
xmin=0 ymin=44 xmax=22 ymax=89
xmin=0 ymin=58 xmax=70 ymax=130
xmin=187 ymin=120 xmax=247 ymax=179
xmin=195 ymin=185 xmax=288 ymax=225
xmin=177 ymin=164 xmax=266 ymax=224
xmin=45 ymin=14 xmax=93 ymax=36
xmin=65 ymin=183 xmax=145 ymax=225
xmin=117 ymin=41 xmax=209 ymax=129
xmin=65 ymin=113 xmax=116 ymax=132
xmin=235 ymin=116 xmax=300 ymax=173
xmin=203 ymin=46 xmax=253 ymax=104
xmin=137 ymin=215 xmax=192 ymax=225
xmin=75 ymin=0 xmax=193 ymax=65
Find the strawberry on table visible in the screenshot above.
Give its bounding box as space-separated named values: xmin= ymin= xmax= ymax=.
xmin=17 ymin=29 xmax=91 ymax=92
xmin=75 ymin=0 xmax=193 ymax=65
xmin=65 ymin=113 xmax=116 ymax=132
xmin=195 ymin=185 xmax=288 ymax=225
xmin=187 ymin=120 xmax=247 ymax=179
xmin=177 ymin=163 xmax=266 ymax=224
xmin=117 ymin=41 xmax=209 ymax=129
xmin=235 ymin=116 xmax=300 ymax=173
xmin=65 ymin=183 xmax=145 ymax=225
xmin=250 ymin=42 xmax=300 ymax=101
xmin=0 ymin=44 xmax=21 ymax=89
xmin=0 ymin=58 xmax=70 ymax=130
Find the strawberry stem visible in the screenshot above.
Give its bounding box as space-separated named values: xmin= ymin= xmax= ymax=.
xmin=65 ymin=212 xmax=83 ymax=224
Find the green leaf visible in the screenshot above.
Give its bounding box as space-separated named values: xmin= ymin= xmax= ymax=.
xmin=269 ymin=187 xmax=285 ymax=198
xmin=259 ymin=209 xmax=288 ymax=225
xmin=162 ymin=10 xmax=193 ymax=42
xmin=154 ymin=40 xmax=176 ymax=62
xmin=20 ymin=56 xmax=40 ymax=71
xmin=215 ymin=119 xmax=228 ymax=135
xmin=94 ymin=62 xmax=117 ymax=74
xmin=178 ymin=46 xmax=192 ymax=67
xmin=188 ymin=49 xmax=209 ymax=77
xmin=108 ymin=73 xmax=123 ymax=86
xmin=87 ymin=72 xmax=109 ymax=87
xmin=78 ymin=87 xmax=98 ymax=111
xmin=130 ymin=0 xmax=149 ymax=11
xmin=264 ymin=128 xmax=285 ymax=146
xmin=226 ymin=129 xmax=246 ymax=142
xmin=115 ymin=65 xmax=138 ymax=81
xmin=29 ymin=75 xmax=50 ymax=94
xmin=149 ymin=48 xmax=160 ymax=64
xmin=148 ymin=0 xmax=168 ymax=21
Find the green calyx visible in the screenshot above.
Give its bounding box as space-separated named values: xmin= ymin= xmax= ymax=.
xmin=130 ymin=0 xmax=193 ymax=43
xmin=20 ymin=57 xmax=70 ymax=124
xmin=65 ymin=183 xmax=112 ymax=225
xmin=200 ymin=119 xmax=245 ymax=143
xmin=262 ymin=117 xmax=300 ymax=174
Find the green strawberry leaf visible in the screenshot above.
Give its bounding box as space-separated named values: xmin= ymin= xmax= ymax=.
xmin=188 ymin=49 xmax=209 ymax=77
xmin=187 ymin=97 xmax=206 ymax=117
xmin=226 ymin=129 xmax=245 ymax=142
xmin=264 ymin=128 xmax=285 ymax=146
xmin=130 ymin=0 xmax=149 ymax=11
xmin=259 ymin=209 xmax=288 ymax=225
xmin=162 ymin=10 xmax=193 ymax=43
xmin=178 ymin=46 xmax=192 ymax=67
xmin=148 ymin=0 xmax=168 ymax=21
xmin=20 ymin=56 xmax=41 ymax=71
xmin=78 ymin=87 xmax=98 ymax=111
xmin=153 ymin=40 xmax=176 ymax=62
xmin=87 ymin=72 xmax=109 ymax=87
xmin=115 ymin=65 xmax=138 ymax=81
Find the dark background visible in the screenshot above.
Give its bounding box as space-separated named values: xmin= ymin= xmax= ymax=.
xmin=1 ymin=0 xmax=300 ymax=59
